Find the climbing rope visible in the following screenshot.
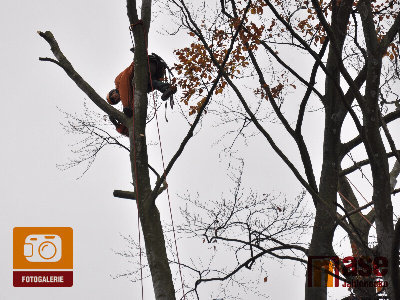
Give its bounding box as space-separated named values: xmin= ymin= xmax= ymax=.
xmin=345 ymin=176 xmax=374 ymax=208
xmin=337 ymin=190 xmax=375 ymax=229
xmin=337 ymin=176 xmax=376 ymax=229
xmin=130 ymin=21 xmax=186 ymax=299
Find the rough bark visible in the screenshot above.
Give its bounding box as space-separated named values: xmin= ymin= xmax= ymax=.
xmin=305 ymin=1 xmax=353 ymax=298
xmin=339 ymin=177 xmax=376 ymax=299
xmin=126 ymin=1 xmax=176 ymax=299
xmin=356 ymin=0 xmax=394 ymax=296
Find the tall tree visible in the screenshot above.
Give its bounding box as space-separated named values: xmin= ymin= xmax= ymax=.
xmin=170 ymin=0 xmax=400 ymax=299
xmin=38 ymin=1 xmax=177 ymax=299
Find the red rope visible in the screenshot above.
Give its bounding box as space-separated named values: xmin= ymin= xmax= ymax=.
xmin=337 ymin=191 xmax=375 ymax=229
xmin=130 ymin=20 xmax=144 ymax=30
xmin=345 ymin=176 xmax=374 ymax=208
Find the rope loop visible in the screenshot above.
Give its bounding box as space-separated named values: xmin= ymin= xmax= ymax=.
xmin=130 ymin=20 xmax=144 ymax=31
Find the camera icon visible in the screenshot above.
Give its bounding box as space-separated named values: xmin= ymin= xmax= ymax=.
xmin=24 ymin=234 xmax=62 ymax=262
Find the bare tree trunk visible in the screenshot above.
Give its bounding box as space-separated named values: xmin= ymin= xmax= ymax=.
xmin=356 ymin=1 xmax=394 ymax=296
xmin=38 ymin=25 xmax=177 ymax=299
xmin=126 ymin=1 xmax=176 ymax=299
xmin=305 ymin=2 xmax=352 ymax=297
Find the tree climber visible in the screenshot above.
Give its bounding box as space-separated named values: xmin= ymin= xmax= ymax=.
xmin=106 ymin=53 xmax=176 ymax=118
xmin=106 ymin=53 xmax=176 ymax=137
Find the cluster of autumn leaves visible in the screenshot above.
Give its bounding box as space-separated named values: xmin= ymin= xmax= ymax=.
xmin=170 ymin=0 xmax=399 ymax=116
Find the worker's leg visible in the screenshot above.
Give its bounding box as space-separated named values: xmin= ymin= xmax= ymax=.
xmin=149 ymin=79 xmax=169 ymax=92
xmin=149 ymin=79 xmax=177 ymax=101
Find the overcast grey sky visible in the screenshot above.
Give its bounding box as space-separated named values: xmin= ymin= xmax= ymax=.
xmin=1 ymin=1 xmax=399 ymax=300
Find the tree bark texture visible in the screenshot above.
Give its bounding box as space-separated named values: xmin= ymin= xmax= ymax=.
xmin=305 ymin=1 xmax=352 ymax=298
xmin=127 ymin=1 xmax=176 ymax=299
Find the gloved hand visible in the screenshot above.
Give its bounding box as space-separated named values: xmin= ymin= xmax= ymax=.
xmin=109 ymin=116 xmax=119 ymax=126
xmin=161 ymin=85 xmax=177 ymax=101
xmin=123 ymin=107 xmax=133 ymax=118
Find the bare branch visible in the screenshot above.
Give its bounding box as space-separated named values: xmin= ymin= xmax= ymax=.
xmin=150 ymin=0 xmax=250 ymax=203
xmin=340 ymin=201 xmax=374 ymax=221
xmin=114 ymin=190 xmax=136 ymax=200
xmin=340 ymin=150 xmax=400 ymax=177
xmin=37 ymin=31 xmax=127 ymax=125
xmin=341 ymin=109 xmax=400 ymax=158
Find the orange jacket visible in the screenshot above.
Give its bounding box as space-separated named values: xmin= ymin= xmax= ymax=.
xmin=115 ymin=62 xmax=134 ymax=109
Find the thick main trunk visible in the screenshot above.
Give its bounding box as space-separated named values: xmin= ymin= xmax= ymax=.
xmin=306 ymin=67 xmax=343 ymax=298
xmin=140 ymin=200 xmax=176 ymax=299
xmin=129 ymin=128 xmax=176 ymax=300
xmin=362 ymin=111 xmax=394 ymax=297
xmin=305 ymin=109 xmax=341 ymax=299
xmin=305 ymin=3 xmax=351 ymax=294
xmin=357 ymin=0 xmax=394 ymax=293
xmin=338 ymin=177 xmax=376 ymax=299
xmin=127 ymin=1 xmax=176 ymax=299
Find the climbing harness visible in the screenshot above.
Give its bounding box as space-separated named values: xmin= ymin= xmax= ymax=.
xmin=129 ymin=24 xmax=175 ymax=111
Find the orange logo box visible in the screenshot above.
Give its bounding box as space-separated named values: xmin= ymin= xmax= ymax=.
xmin=13 ymin=227 xmax=73 ymax=287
